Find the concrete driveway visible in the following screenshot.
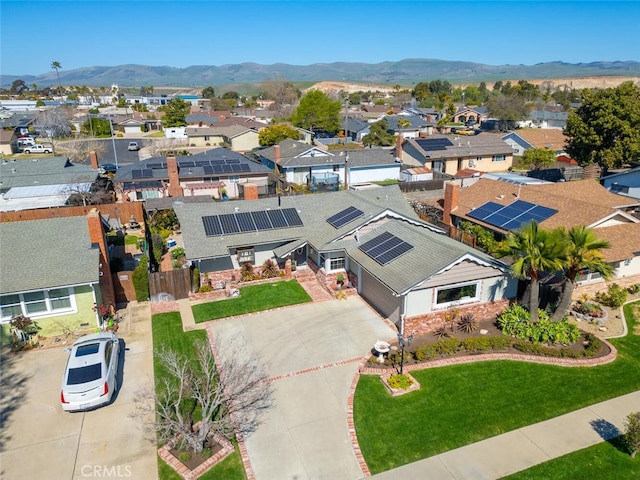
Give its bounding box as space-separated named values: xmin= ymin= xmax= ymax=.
xmin=0 ymin=302 xmax=157 ymax=480
xmin=207 ymin=296 xmax=396 ymax=480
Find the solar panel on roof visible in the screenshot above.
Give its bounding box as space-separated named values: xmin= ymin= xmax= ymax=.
xmin=281 ymin=208 xmax=303 ymax=227
xmin=240 ymin=164 xmax=251 ymax=172
xmin=415 ymin=137 xmax=454 ymax=152
xmin=179 ymin=161 xmax=195 ymax=168
xmin=266 ymin=209 xmax=287 ymax=228
xmin=203 ymin=165 xmax=214 ymax=175
xmin=236 ymin=212 xmax=256 ymax=232
xmin=202 ymin=216 xmax=223 ymax=236
xmin=226 ymin=158 xmax=240 ymax=164
xmin=468 ymin=199 xmax=557 ymax=231
xmin=218 ymin=214 xmax=240 ymax=234
xmin=222 ymin=164 xmax=233 ymax=173
xmin=211 ymin=160 xmax=224 ymax=165
xmin=194 ymin=160 xmax=211 ymax=167
xmin=327 ymin=206 xmax=365 ymax=228
xmin=142 ymin=169 xmax=153 ymax=177
xmin=358 ymin=232 xmax=413 ymax=265
xmin=251 ymin=210 xmax=271 ymax=230
xmin=231 ymin=164 xmax=241 ymax=172
xmin=213 ymin=165 xmax=223 ymax=174
xmin=147 ymin=163 xmax=163 ymax=169
xmin=131 ymin=170 xmax=143 ymax=179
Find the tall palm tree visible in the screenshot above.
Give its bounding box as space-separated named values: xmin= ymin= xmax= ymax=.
xmin=496 ymin=221 xmax=566 ymax=322
xmin=51 ymin=61 xmax=62 ymax=96
xmin=551 ymin=226 xmax=614 ymax=321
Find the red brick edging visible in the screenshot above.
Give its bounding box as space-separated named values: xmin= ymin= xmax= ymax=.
xmin=157 ymin=427 xmax=234 ymax=480
xmin=347 ymin=338 xmax=618 ymax=477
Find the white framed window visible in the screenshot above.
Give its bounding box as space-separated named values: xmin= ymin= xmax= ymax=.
xmin=229 ymin=176 xmax=240 ymax=183
xmin=492 ymin=155 xmax=506 ymax=162
xmin=576 ymin=269 xmax=603 ymax=283
xmin=1 ymin=288 xmax=75 ymax=321
xmin=435 ymin=281 xmax=480 ymax=308
xmin=329 ymin=257 xmax=345 ymax=271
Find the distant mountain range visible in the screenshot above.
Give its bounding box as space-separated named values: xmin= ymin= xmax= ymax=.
xmin=2 ymin=59 xmax=640 ymax=88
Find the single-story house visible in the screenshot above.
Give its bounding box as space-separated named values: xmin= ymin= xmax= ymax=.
xmin=113 ymin=148 xmax=273 ymax=201
xmin=442 ymin=178 xmax=640 ymax=295
xmin=502 ymin=129 xmax=568 ymax=157
xmin=0 ymin=129 xmax=16 ymax=155
xmin=452 ymin=106 xmax=488 ymax=125
xmin=118 ymin=118 xmax=145 ymax=134
xmin=400 ymin=166 xmax=433 ymax=182
xmin=400 ymin=133 xmax=514 ymax=175
xmin=601 ymin=166 xmax=640 ymax=200
xmin=0 ymin=210 xmax=115 ymax=337
xmin=383 ymin=114 xmax=434 ymax=139
xmin=255 ymin=139 xmax=400 ymax=187
xmin=186 ymin=125 xmax=260 ymax=152
xmin=173 ymin=185 xmax=517 ymax=331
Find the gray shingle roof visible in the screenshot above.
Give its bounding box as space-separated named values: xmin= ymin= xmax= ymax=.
xmin=406 ymin=134 xmax=513 ymax=159
xmin=174 ymin=185 xmax=503 ymax=293
xmin=0 ymin=216 xmax=100 ymax=294
xmin=0 ymin=157 xmax=98 ymax=192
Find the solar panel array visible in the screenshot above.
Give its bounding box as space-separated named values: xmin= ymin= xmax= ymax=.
xmin=202 ymin=208 xmax=303 ymax=236
xmin=415 ymin=137 xmax=454 ymax=152
xmin=467 ymin=200 xmax=557 ymax=230
xmin=203 ymin=164 xmax=251 ymax=174
xmin=358 ymin=231 xmax=414 ymax=265
xmin=142 ymin=158 xmax=252 ymax=173
xmin=131 ymin=169 xmax=153 ymax=179
xmin=326 ymin=206 xmax=364 ymax=228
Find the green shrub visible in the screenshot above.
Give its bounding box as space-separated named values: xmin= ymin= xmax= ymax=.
xmin=198 ymin=285 xmax=213 ymax=293
xmin=596 ymin=283 xmax=628 ymax=308
xmin=414 ymin=344 xmax=438 ymax=361
xmin=240 ymin=262 xmax=255 ymax=282
xmin=627 ymin=284 xmax=640 ymax=294
xmin=387 ymin=374 xmax=414 ymax=390
xmin=584 ymin=333 xmax=604 ymax=357
xmin=488 ymin=336 xmax=512 ymax=350
xmin=435 ymin=337 xmax=461 ymax=355
xmin=192 ymin=267 xmax=200 ymax=292
xmin=497 ymin=304 xmax=578 ymax=345
xmin=132 ymin=256 xmax=149 ymax=301
xmin=261 ymin=259 xmax=279 ymax=278
xmin=151 ymin=233 xmax=164 ymax=266
xmin=171 ymin=246 xmax=185 ymax=259
xmin=461 ymin=336 xmax=491 ymax=352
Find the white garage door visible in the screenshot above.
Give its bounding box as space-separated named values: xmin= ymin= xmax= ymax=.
xmin=360 ymin=269 xmax=402 ymax=325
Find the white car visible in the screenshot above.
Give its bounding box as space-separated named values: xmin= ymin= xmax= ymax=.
xmin=127 ymin=141 xmax=140 ymax=151
xmin=60 ymin=332 xmax=120 ymax=412
xmin=22 ymin=144 xmax=53 ymax=154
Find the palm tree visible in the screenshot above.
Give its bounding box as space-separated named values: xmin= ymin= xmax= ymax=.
xmin=551 ymin=226 xmax=614 ymax=321
xmin=495 ymin=221 xmax=566 ymax=322
xmin=51 ymin=61 xmax=62 ymax=96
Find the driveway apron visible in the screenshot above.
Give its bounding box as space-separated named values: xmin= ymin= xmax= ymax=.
xmin=207 ymin=296 xmax=396 ymax=480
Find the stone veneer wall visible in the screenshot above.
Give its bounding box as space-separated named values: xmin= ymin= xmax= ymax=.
xmin=404 ymin=299 xmax=511 ymax=336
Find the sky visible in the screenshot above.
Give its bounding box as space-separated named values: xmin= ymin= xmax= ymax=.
xmin=1 ymin=0 xmax=639 ymax=76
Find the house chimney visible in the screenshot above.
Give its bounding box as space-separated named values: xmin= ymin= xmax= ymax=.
xmin=395 ymin=135 xmax=404 ymax=161
xmin=274 ymin=145 xmax=281 ymax=164
xmin=86 ymin=209 xmax=116 ymax=308
xmin=443 ymin=181 xmax=460 ymax=227
xmin=89 ymin=151 xmax=99 ymax=170
xmin=167 ymin=156 xmax=183 ymax=197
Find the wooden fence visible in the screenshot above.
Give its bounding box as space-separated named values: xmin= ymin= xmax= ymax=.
xmin=149 ymin=268 xmax=192 ymax=303
xmin=0 ymin=202 xmax=144 ymax=225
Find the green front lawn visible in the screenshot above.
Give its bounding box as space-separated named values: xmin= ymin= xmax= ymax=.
xmin=193 ymin=280 xmax=312 ymax=323
xmin=354 ymin=302 xmax=640 ymax=474
xmin=152 ymin=312 xmax=247 ymax=480
xmin=502 ymin=437 xmax=640 ymax=479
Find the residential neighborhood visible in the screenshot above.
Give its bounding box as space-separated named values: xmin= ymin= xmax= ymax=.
xmin=2 ymin=37 xmax=640 ymax=480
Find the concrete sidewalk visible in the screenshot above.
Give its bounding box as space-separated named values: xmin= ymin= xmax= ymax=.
xmin=370 ymin=390 xmax=640 ymax=480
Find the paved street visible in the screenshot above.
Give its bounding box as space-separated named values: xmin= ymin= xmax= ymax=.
xmin=0 ymin=302 xmax=157 ymax=480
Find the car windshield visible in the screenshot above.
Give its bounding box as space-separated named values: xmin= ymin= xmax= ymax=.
xmin=75 ymin=344 xmax=100 ymax=357
xmin=67 ymin=364 xmax=102 ymax=385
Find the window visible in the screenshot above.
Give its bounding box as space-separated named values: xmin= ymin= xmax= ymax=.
xmin=1 ymin=288 xmax=75 ymax=321
xmin=435 ymin=282 xmax=479 ymax=307
xmin=329 ymin=257 xmax=345 ymax=271
xmin=576 ymin=269 xmax=603 ymax=283
xmin=476 ymin=156 xmax=483 ymax=163
xmin=492 ymin=155 xmax=505 ymax=162
xmin=229 ymin=176 xmax=240 ymax=183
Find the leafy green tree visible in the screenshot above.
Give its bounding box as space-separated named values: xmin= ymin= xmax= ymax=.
xmin=362 ymin=119 xmax=394 ymax=147
xmin=412 ymin=82 xmax=431 ymax=102
xmin=83 ymin=117 xmax=112 ymax=136
xmin=486 ymin=93 xmax=530 ymax=131
xmin=429 ymin=79 xmax=452 ymax=96
xmin=200 ymin=87 xmax=216 ymax=100
xmin=258 ymin=124 xmax=301 ymax=146
xmin=624 ymin=411 xmax=640 ymax=458
xmin=221 ymin=91 xmax=239 ymax=100
xmin=520 ymin=148 xmax=557 ymax=170
xmin=564 ymin=81 xmax=640 ymax=170
xmin=289 ymin=90 xmax=341 ymax=133
xmin=160 ymin=98 xmax=190 ymax=127
xmin=348 ymin=92 xmax=361 ymax=105
xmin=514 ymin=80 xmax=540 ymax=101
xmin=495 ymin=222 xmax=566 ymax=322
xmin=10 ymin=79 xmax=27 ymax=95
xmin=551 ymin=226 xmax=613 ymax=321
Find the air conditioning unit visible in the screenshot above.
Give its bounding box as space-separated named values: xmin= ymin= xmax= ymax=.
xmin=468 ymin=160 xmax=476 ymax=168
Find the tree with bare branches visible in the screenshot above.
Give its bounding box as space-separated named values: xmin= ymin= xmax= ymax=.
xmin=132 ymin=337 xmax=272 ymax=453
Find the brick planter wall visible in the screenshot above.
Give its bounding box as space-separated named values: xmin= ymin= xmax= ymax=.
xmin=404 ymin=299 xmax=510 ymax=336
